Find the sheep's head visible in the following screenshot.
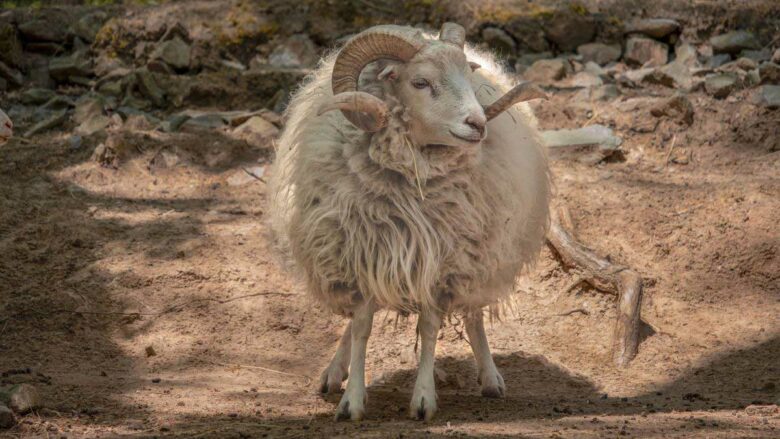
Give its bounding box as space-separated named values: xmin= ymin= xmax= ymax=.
xmin=319 ymin=23 xmax=545 ymax=150
xmin=0 ymin=109 xmax=12 ymax=146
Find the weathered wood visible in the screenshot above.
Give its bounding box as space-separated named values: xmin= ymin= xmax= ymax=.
xmin=546 ymin=208 xmax=644 ymax=367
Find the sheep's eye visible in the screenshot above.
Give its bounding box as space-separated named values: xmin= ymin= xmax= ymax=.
xmin=411 ymin=78 xmax=430 ymax=89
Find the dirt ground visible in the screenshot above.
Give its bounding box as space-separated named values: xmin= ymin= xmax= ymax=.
xmin=1 ymin=1 xmax=780 ymax=436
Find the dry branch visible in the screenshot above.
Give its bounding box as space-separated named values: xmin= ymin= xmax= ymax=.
xmin=546 ymin=207 xmax=644 ymax=367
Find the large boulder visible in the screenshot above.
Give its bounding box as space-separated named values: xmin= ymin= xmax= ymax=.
xmin=710 ymin=31 xmax=760 ymax=55
xmin=544 ymin=12 xmax=596 ymax=53
xmin=625 ymin=18 xmax=680 ymax=39
xmin=577 ymin=43 xmax=621 ymax=66
xmin=624 ymin=37 xmax=669 ymax=67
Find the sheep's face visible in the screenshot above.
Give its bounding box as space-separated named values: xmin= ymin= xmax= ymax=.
xmin=387 ymin=43 xmax=486 ymax=150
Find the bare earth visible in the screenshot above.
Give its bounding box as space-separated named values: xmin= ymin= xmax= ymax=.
xmin=1 ymin=63 xmax=779 ymax=439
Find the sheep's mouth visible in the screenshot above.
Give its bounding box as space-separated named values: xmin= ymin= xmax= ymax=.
xmin=449 ymin=130 xmax=482 ymax=144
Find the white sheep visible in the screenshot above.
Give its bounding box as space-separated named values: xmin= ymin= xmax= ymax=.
xmin=0 ymin=109 xmax=12 ymax=146
xmin=269 ymin=23 xmax=550 ymax=421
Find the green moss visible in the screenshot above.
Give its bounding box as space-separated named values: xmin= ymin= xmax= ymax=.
xmin=569 ymin=2 xmax=588 ymax=16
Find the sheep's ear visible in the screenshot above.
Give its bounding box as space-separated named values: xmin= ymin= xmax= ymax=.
xmin=377 ymin=65 xmax=400 ymax=81
xmin=468 ymin=61 xmax=481 ymax=72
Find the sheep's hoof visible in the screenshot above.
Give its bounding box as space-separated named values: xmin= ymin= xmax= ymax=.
xmin=319 ymin=366 xmax=348 ymax=394
xmin=409 ymin=394 xmax=437 ymax=421
xmin=334 ymin=393 xmax=365 ymax=421
xmin=480 ymin=371 xmax=505 ymax=398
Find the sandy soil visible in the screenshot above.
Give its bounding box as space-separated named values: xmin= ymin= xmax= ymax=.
xmin=1 ymin=42 xmax=779 ymax=439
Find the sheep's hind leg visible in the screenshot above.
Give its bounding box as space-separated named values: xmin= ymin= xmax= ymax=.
xmin=335 ymin=303 xmax=374 ymax=421
xmin=410 ymin=309 xmax=442 ymax=421
xmin=320 ymin=321 xmax=352 ymax=394
xmin=465 ymin=310 xmax=505 ymax=398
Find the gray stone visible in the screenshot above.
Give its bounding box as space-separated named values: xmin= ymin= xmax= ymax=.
xmin=49 ymin=52 xmax=92 ymax=82
xmin=705 ymin=73 xmax=739 ymax=99
xmin=24 ymin=109 xmax=68 ymax=138
xmin=182 ymin=113 xmax=227 ymax=130
xmin=150 ymin=36 xmax=191 ymax=71
xmin=98 ymin=80 xmax=123 ymax=96
xmin=618 ymin=67 xmax=655 ymax=87
xmin=577 ymin=43 xmax=621 ymax=66
xmin=773 ymin=49 xmax=780 ymax=64
xmin=740 ymin=48 xmax=772 ymax=63
xmin=269 ymin=34 xmax=318 ymax=69
xmin=481 ymin=27 xmax=516 ymax=56
xmin=69 ymin=11 xmax=107 ymax=42
xmin=230 ymin=116 xmax=279 ymax=149
xmin=41 ymin=95 xmax=75 ymax=111
xmin=0 ymin=60 xmax=23 ymax=87
xmin=545 ymin=13 xmax=596 ymax=53
xmin=541 ymin=124 xmax=622 ymax=164
xmin=710 ymin=31 xmax=760 ymax=55
xmin=626 ymin=18 xmax=680 ymax=39
xmin=759 ymin=62 xmax=780 ymax=84
xmin=135 ymin=68 xmax=166 ymax=107
xmin=591 ymin=84 xmax=619 ymax=101
xmin=159 ymin=114 xmax=190 ymax=133
xmin=516 ymin=52 xmax=553 ymax=66
xmin=654 ymin=60 xmax=695 ymax=90
xmin=18 ymin=19 xmax=67 ymax=43
xmin=7 ymin=384 xmax=41 ymax=413
xmin=504 ymin=17 xmax=549 ymax=53
xmin=523 ymin=59 xmax=567 ymax=83
xmin=708 ymin=53 xmax=732 ymax=69
xmin=624 ymin=37 xmax=669 ymax=67
xmin=753 ymin=85 xmax=780 ymax=108
xmin=0 ymin=404 xmax=13 ymax=429
xmin=21 ymin=88 xmax=57 ymax=105
xmin=0 ymin=22 xmax=23 ymax=67
xmin=674 ymin=44 xmax=700 ymax=67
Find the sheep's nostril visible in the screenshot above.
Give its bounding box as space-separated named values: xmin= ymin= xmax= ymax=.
xmin=466 ymin=120 xmax=485 ymax=137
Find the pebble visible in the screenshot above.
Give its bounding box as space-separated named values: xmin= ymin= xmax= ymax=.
xmin=577 ymin=43 xmax=621 ymax=66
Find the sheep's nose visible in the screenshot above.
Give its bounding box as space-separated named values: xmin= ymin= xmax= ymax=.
xmin=465 ymin=114 xmax=486 ymax=137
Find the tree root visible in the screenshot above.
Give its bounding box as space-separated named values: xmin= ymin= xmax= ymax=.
xmin=546 ymin=206 xmax=644 ymax=367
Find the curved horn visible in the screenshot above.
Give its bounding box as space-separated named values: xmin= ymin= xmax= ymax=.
xmin=483 ymin=82 xmax=549 ymax=121
xmin=439 ymin=22 xmax=466 ymax=49
xmin=318 ymin=91 xmax=389 ymax=132
xmin=331 ymin=25 xmax=424 ymax=131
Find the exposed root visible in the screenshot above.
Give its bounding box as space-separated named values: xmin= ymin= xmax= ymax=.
xmin=546 ymin=206 xmax=645 ymax=367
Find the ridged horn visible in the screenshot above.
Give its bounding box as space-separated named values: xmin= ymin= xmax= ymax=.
xmin=483 ymin=82 xmax=549 ymax=121
xmin=331 ymin=25 xmax=424 ymax=131
xmin=317 ymin=91 xmax=389 ymax=132
xmin=439 ymin=22 xmax=466 ymax=49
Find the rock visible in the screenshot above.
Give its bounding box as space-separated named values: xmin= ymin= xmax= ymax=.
xmin=734 ymin=57 xmax=758 ymax=71
xmin=41 ymin=95 xmax=75 ymax=111
xmin=759 ymin=62 xmax=780 ymax=84
xmin=705 ymin=73 xmax=739 ymax=99
xmin=67 ymin=135 xmax=83 ymax=150
xmin=227 ymin=166 xmax=265 ymax=187
xmin=49 ymin=52 xmax=92 ymax=82
xmin=23 ymin=109 xmax=68 ymax=138
xmin=592 ymin=84 xmax=619 ymax=101
xmin=744 ymin=404 xmax=778 ymax=416
xmin=545 ymin=12 xmax=596 ymax=53
xmin=69 ymin=11 xmax=107 ymax=42
xmin=76 ymin=115 xmax=111 ymax=137
xmin=239 ymin=68 xmax=309 ymax=102
xmin=504 ymin=17 xmax=549 ymax=53
xmin=710 ymin=31 xmax=760 ymax=55
xmin=577 ymin=43 xmax=621 ymax=66
xmin=160 ymin=114 xmax=190 ymax=133
xmin=563 ymin=71 xmax=603 ymax=88
xmin=230 ymin=116 xmax=279 ymax=149
xmin=542 ymin=124 xmax=622 ymax=165
xmin=773 ymin=49 xmax=780 ymax=64
xmin=18 ymin=19 xmax=67 ymax=43
xmin=650 ymin=93 xmax=694 ymax=125
xmin=182 ymin=113 xmax=227 ymax=131
xmin=625 ymin=18 xmax=680 ymax=39
xmin=524 ymin=59 xmax=567 ymax=83
xmin=0 ymin=404 xmax=13 ymax=429
xmin=624 ymin=37 xmax=669 ymax=67
xmin=708 ymin=53 xmax=731 ymax=69
xmin=135 ymin=68 xmax=166 ymax=107
xmin=150 ymin=36 xmax=191 ymax=71
xmin=654 ymin=61 xmax=695 ymax=90
xmin=0 ymin=22 xmax=23 ymax=67
xmin=5 ymin=384 xmax=41 ymax=413
xmin=481 ymin=27 xmax=516 ymax=56
xmin=752 ymin=85 xmax=780 ymax=108
xmin=0 ymin=60 xmax=23 ymax=87
xmin=98 ymin=80 xmax=123 ymax=96
xmin=618 ymin=67 xmax=655 ymax=87
xmin=21 ymin=88 xmax=57 ymax=105
xmin=516 ymin=52 xmax=553 ymax=66
xmin=220 ymin=59 xmax=246 ymax=71
xmin=674 ymin=44 xmax=700 ymax=68
xmin=268 ymin=34 xmax=318 ymax=69
xmin=740 ymin=48 xmax=772 ymax=63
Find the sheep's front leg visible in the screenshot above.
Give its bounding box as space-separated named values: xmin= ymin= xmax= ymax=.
xmin=410 ymin=309 xmax=442 ymax=421
xmin=465 ymin=310 xmax=505 ymax=398
xmin=320 ymin=321 xmax=351 ymax=394
xmin=335 ymin=303 xmax=374 ymax=421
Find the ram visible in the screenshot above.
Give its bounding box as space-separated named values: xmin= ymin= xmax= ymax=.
xmin=269 ymin=23 xmax=550 ymax=421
